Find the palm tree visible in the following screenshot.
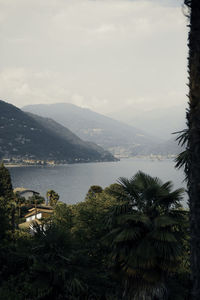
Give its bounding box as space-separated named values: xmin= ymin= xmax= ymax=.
xmin=106 ymin=171 xmax=188 ymax=299
xmin=179 ymin=1 xmax=200 ymax=298
xmin=46 ymin=190 xmax=59 ymax=207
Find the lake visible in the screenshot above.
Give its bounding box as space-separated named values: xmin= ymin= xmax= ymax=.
xmin=9 ymin=158 xmax=187 ymax=206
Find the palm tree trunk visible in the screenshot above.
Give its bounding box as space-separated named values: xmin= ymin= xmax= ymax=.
xmin=186 ymin=0 xmax=200 ymax=298
xmin=122 ymin=279 xmax=128 ymax=299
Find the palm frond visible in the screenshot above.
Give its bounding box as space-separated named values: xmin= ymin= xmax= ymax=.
xmin=154 ymin=215 xmax=179 ymax=228
xmin=151 ymin=230 xmax=177 ymax=243
xmin=174 ymin=129 xmax=188 ymax=147
xmin=114 ymin=227 xmax=142 ymax=243
xmin=117 ymin=177 xmax=139 ymax=201
xmin=175 ymin=150 xmax=189 ymax=172
xmin=161 ymin=181 xmax=174 ymax=193
xmin=132 ymin=171 xmax=163 ymax=191
xmin=117 ymin=213 xmax=150 ymax=227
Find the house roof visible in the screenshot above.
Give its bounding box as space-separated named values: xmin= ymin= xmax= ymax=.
xmin=28 ymin=205 xmax=53 ymax=212
xmin=25 ymin=208 xmax=53 ymax=218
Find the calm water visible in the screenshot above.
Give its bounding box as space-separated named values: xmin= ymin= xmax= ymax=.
xmin=9 ymin=158 xmax=187 ymax=206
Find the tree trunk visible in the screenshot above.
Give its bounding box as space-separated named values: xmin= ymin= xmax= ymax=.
xmin=186 ymin=0 xmax=200 ymax=298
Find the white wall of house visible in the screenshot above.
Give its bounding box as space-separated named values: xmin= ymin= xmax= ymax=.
xmin=26 ymin=213 xmax=42 ymax=222
xmin=36 ymin=213 xmax=42 ymax=219
xmin=26 ymin=215 xmax=35 ymax=222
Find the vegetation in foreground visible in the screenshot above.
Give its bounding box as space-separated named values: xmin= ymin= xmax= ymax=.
xmin=0 ymin=163 xmax=190 ymax=299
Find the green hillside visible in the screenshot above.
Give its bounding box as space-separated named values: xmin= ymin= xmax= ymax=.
xmin=0 ymin=100 xmax=116 ymax=163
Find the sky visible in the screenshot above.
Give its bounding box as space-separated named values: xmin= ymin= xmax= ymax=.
xmin=0 ymin=0 xmax=188 ymax=116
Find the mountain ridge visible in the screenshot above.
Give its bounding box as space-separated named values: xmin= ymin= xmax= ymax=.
xmin=23 ymin=102 xmax=162 ymax=156
xmin=0 ymin=100 xmax=116 ymax=163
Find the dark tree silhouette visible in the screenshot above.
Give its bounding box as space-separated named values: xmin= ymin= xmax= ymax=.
xmin=106 ymin=172 xmax=187 ymax=299
xmin=183 ymin=1 xmax=200 ymax=299
xmin=0 ymin=162 xmax=13 ymax=200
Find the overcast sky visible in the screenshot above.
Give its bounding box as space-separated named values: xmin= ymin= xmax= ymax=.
xmin=0 ymin=0 xmax=188 ymax=115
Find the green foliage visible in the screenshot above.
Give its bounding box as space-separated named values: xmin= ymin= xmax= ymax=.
xmin=0 ymin=163 xmax=13 ymax=200
xmin=70 ymin=187 xmax=121 ymax=299
xmin=0 ymin=174 xmax=190 ymax=299
xmin=53 ymin=202 xmax=74 ymax=231
xmin=0 ymin=197 xmax=10 ymax=239
xmin=85 ymin=185 xmax=103 ymax=200
xmin=0 ymin=164 xmax=17 ymax=234
xmin=29 ymin=194 xmax=45 ymax=205
xmin=105 ymin=171 xmax=189 ymax=299
xmin=46 ymin=190 xmax=59 ymax=207
xmin=72 ymin=188 xmax=115 ymax=244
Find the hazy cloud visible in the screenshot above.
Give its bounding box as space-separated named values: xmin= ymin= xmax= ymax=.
xmin=0 ymin=0 xmax=188 ymax=115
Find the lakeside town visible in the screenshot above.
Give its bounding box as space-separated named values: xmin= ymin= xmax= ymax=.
xmin=2 ymin=153 xmax=178 ymax=168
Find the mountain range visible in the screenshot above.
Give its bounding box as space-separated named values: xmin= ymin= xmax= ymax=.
xmin=0 ymin=100 xmax=116 ymax=163
xmin=23 ymin=103 xmax=163 ymax=156
xmin=108 ymin=105 xmax=187 ymax=140
xmin=0 ymin=100 xmax=182 ymax=162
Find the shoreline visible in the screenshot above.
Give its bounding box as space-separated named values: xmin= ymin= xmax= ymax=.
xmin=5 ymin=156 xmax=176 ymax=168
xmin=5 ymin=164 xmax=40 ymax=168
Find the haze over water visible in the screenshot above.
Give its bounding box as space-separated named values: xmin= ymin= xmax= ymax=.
xmin=9 ymin=158 xmax=187 ymax=206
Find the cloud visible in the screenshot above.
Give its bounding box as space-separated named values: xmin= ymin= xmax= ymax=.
xmin=0 ymin=68 xmax=70 ymax=106
xmin=0 ymin=0 xmax=188 ymax=115
xmin=92 ymin=24 xmax=116 ymax=34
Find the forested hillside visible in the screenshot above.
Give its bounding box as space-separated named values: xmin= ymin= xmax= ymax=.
xmin=23 ymin=103 xmax=162 ymax=156
xmin=0 ymin=100 xmax=116 ymax=163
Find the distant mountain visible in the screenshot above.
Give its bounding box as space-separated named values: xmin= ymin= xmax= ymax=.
xmin=0 ymin=100 xmax=116 ymax=163
xmin=149 ymin=137 xmax=184 ymax=156
xmin=108 ymin=105 xmax=187 ymax=140
xmin=23 ymin=103 xmax=162 ymax=156
xmin=27 ymin=112 xmax=116 ymax=160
